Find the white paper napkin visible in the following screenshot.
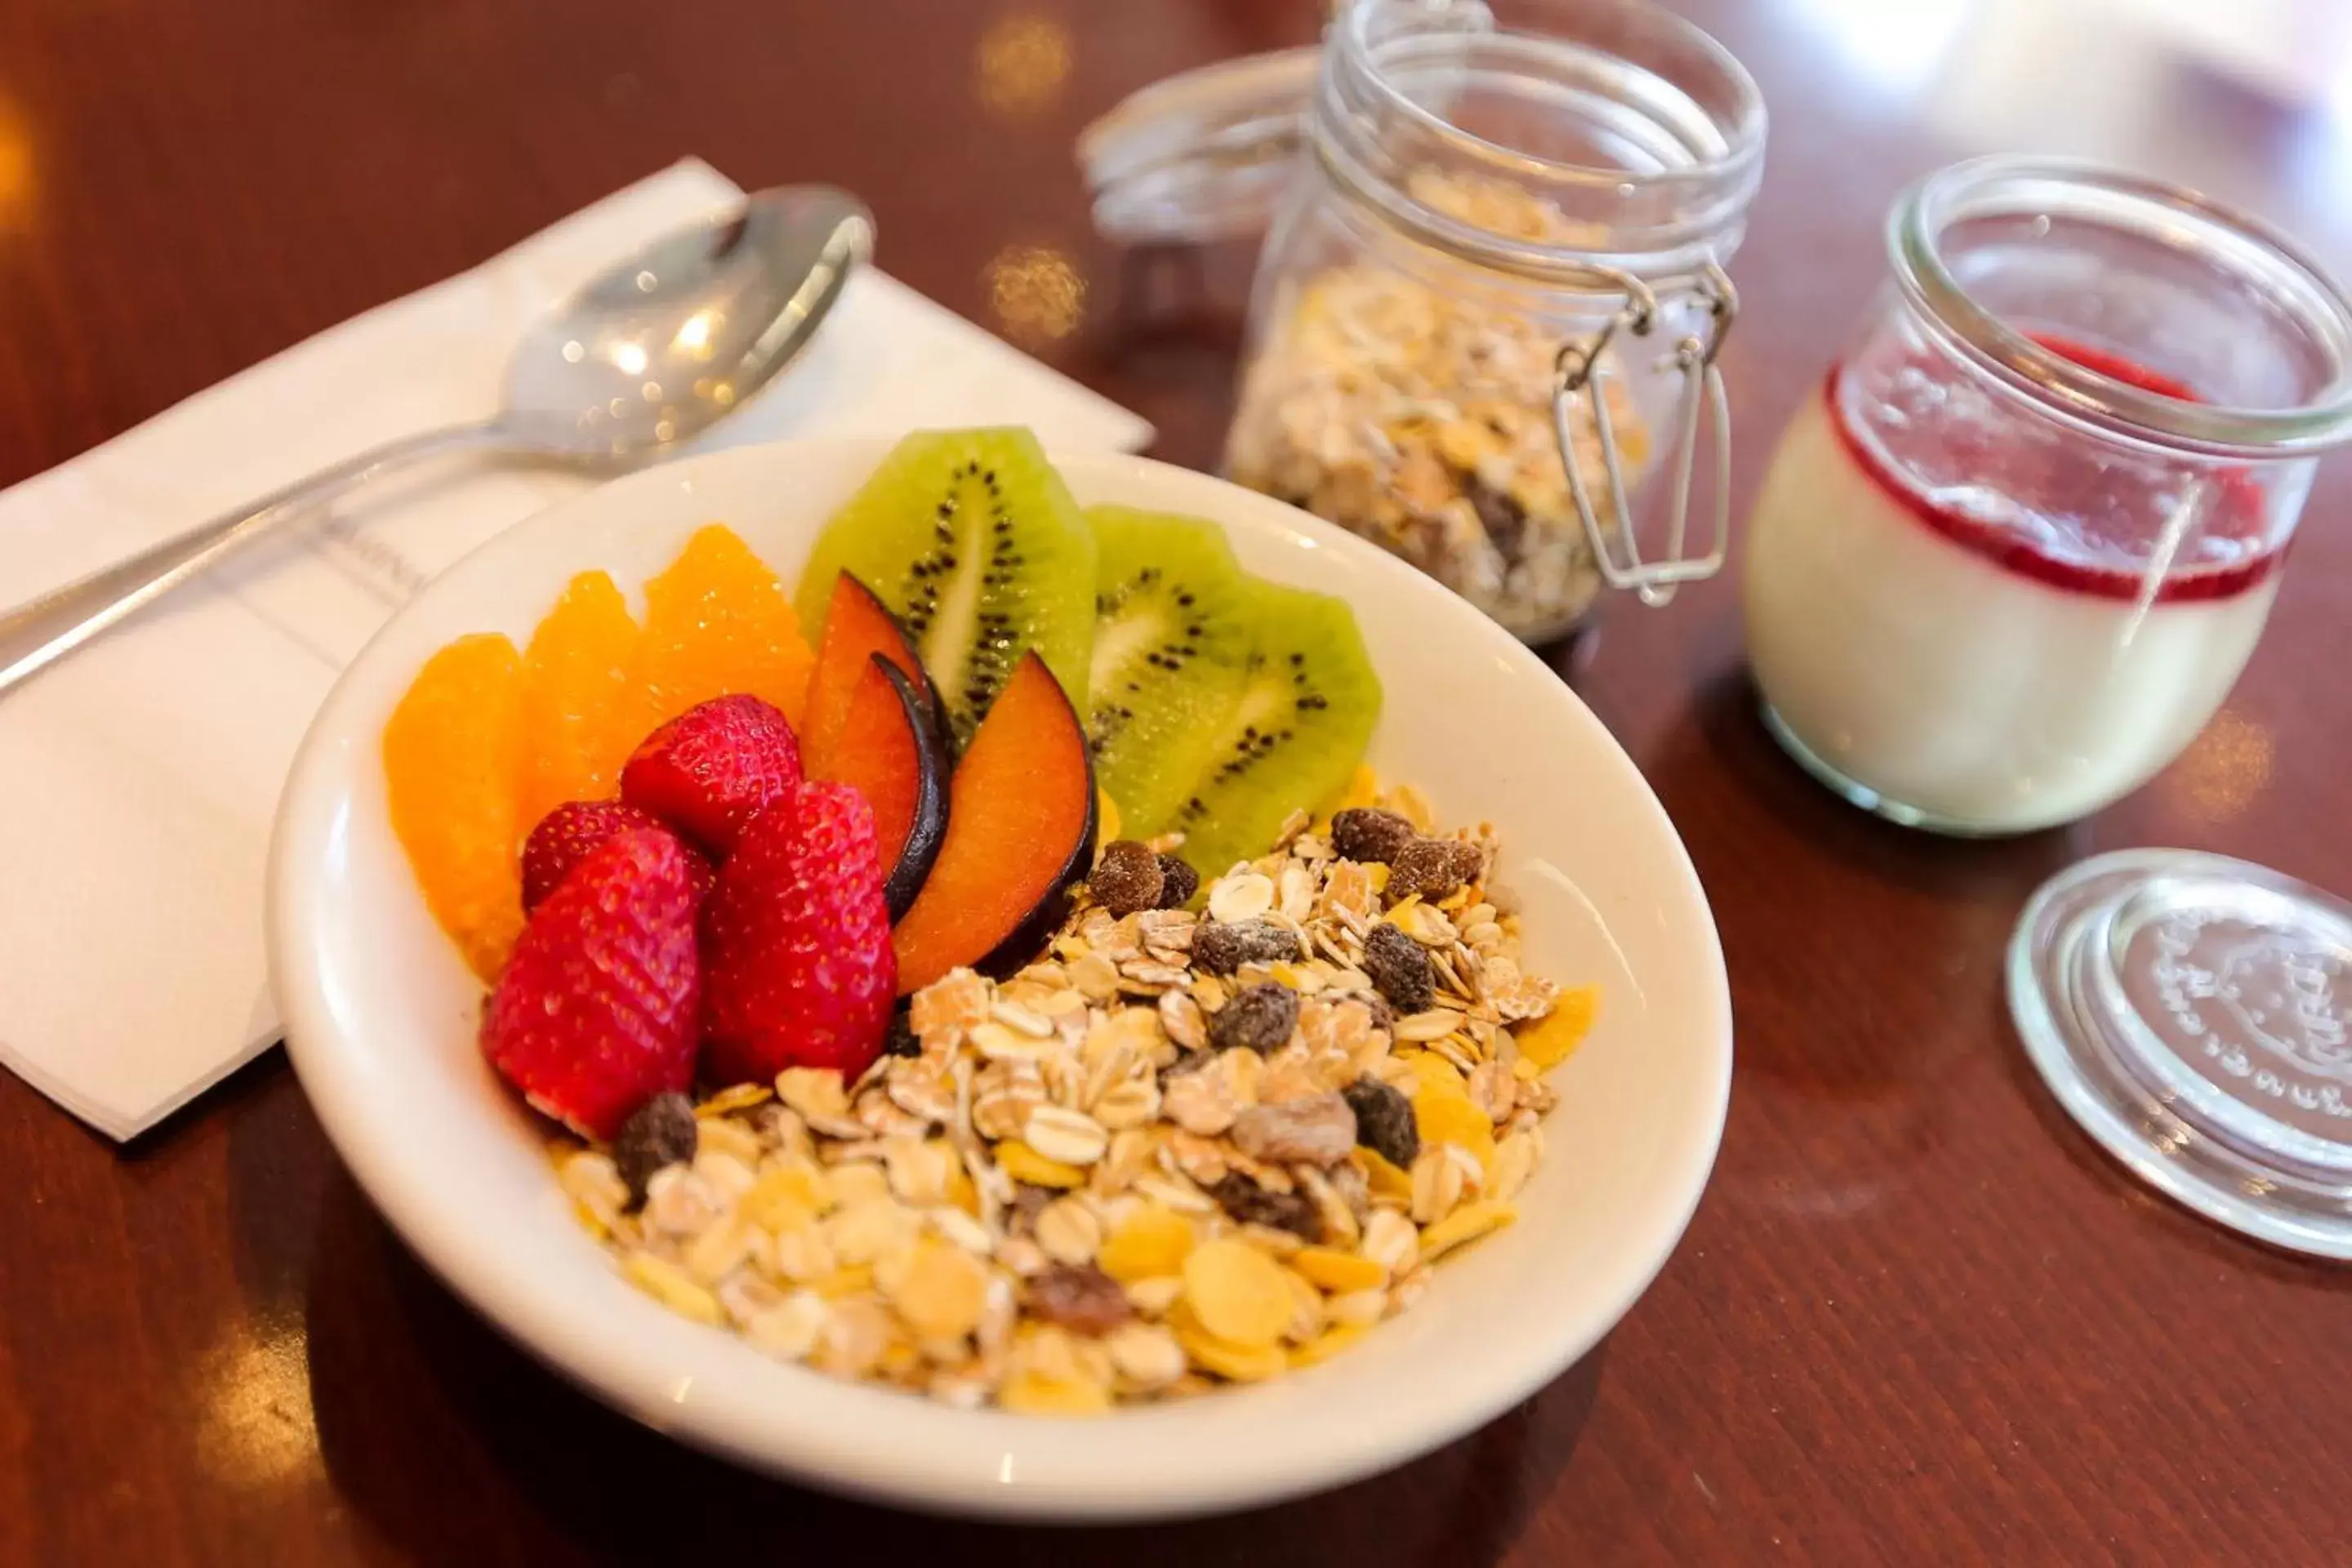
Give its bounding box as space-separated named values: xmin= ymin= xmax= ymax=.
xmin=0 ymin=158 xmax=1153 ymax=1140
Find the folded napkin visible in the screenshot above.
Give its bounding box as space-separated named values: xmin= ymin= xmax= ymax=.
xmin=0 ymin=158 xmax=1152 ymax=1140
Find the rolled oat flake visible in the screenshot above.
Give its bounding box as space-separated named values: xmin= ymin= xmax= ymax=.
xmin=1078 ymin=0 xmax=1765 ymax=639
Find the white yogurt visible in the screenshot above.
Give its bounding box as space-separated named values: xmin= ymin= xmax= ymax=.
xmin=1744 ymin=388 xmax=2279 ymax=833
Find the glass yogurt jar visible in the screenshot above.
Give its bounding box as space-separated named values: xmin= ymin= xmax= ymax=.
xmin=1745 ymin=158 xmax=2352 ymax=835
xmin=1082 ymin=0 xmax=1766 ymax=642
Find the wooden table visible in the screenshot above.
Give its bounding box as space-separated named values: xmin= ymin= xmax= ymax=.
xmin=3 ymin=0 xmax=2349 ymax=1561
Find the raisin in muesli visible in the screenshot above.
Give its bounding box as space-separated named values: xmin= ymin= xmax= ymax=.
xmin=1209 ymin=982 xmax=1299 ymax=1054
xmin=1341 ymin=1076 xmax=1420 ymax=1169
xmin=1330 ymin=807 xmax=1416 ymax=865
xmin=1193 ymin=919 xmax=1301 ymax=975
xmin=613 ymin=1092 xmax=698 ymax=1207
xmin=1088 ymin=840 xmax=1165 ymax=917
xmin=1361 ymin=922 xmax=1435 ymax=1013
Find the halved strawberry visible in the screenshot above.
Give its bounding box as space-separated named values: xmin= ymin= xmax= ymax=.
xmin=480 ymin=827 xmax=701 ymax=1140
xmin=521 ymin=800 xmax=714 ymax=911
xmin=700 ymin=780 xmax=896 ymax=1085
xmin=618 ymin=693 xmax=801 ymax=856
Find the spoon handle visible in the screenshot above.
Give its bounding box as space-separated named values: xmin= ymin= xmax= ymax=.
xmin=0 ymin=421 xmax=508 ymax=699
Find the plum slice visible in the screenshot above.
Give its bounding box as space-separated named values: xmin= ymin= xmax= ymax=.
xmin=800 ymin=572 xmax=933 ymax=770
xmin=891 ymin=653 xmax=1096 ymax=994
xmin=808 ymin=654 xmax=951 ymax=920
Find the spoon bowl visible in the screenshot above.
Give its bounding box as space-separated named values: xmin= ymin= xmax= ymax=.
xmin=508 ymin=187 xmax=871 ymax=458
xmin=0 ymin=185 xmax=873 ymax=697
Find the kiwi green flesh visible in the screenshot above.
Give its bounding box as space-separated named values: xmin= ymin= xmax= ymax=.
xmin=795 ymin=429 xmax=1095 ymax=747
xmin=1170 ymin=580 xmax=1380 ymax=879
xmin=1084 ymin=506 xmax=1256 ymax=837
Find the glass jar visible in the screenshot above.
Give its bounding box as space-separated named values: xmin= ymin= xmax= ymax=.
xmin=1745 ymin=158 xmax=2352 ymax=835
xmin=1080 ymin=0 xmax=1766 ymax=642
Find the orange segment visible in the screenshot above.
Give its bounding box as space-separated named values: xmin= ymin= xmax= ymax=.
xmin=635 ymin=525 xmax=814 ymax=732
xmin=384 ymin=633 xmax=527 ymax=980
xmin=516 ymin=570 xmax=641 ymax=829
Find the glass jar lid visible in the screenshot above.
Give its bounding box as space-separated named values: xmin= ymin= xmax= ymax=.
xmin=2011 ymin=849 xmax=2352 ymax=1258
xmin=1894 ymin=158 xmax=2352 ymax=458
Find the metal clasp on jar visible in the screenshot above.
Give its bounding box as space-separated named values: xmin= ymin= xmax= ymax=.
xmin=1550 ymin=261 xmax=1737 ymax=608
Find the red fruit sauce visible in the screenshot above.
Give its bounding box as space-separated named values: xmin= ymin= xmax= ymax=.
xmin=1822 ymin=333 xmax=2279 ymax=604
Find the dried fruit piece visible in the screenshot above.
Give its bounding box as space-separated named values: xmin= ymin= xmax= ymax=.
xmin=1087 ymin=840 xmax=1165 ymax=917
xmin=521 ymin=800 xmax=713 ymax=912
xmin=634 ymin=523 xmax=815 ymax=731
xmin=1192 ymin=919 xmax=1301 ymax=976
xmin=999 ymin=1370 xmax=1112 ymax=1416
xmin=996 ymin=1139 xmax=1088 ymax=1189
xmin=1418 ymin=1199 xmax=1517 ymax=1261
xmin=1353 ymin=1145 xmax=1414 ymax=1203
xmin=479 ymin=828 xmax=701 ymax=1140
xmin=700 ymin=781 xmax=897 ymax=1084
xmin=1180 ymin=1238 xmax=1293 ymax=1348
xmin=1330 ymin=807 xmax=1415 ymax=865
xmin=1098 ymin=1205 xmax=1196 ymax=1282
xmin=623 ymin=1253 xmax=724 ymax=1325
xmin=1288 ymin=1323 xmax=1369 ymax=1370
xmin=1230 ymin=1092 xmax=1357 ymax=1167
xmin=612 ymin=1091 xmax=698 ymax=1207
xmin=1026 ymin=1265 xmax=1134 ymax=1335
xmin=1209 ymin=983 xmax=1298 ymax=1054
xmin=1516 ymin=984 xmax=1599 ymax=1070
xmin=885 ymin=1238 xmax=990 ymax=1340
xmin=1410 ymin=1076 xmax=1497 ymax=1173
xmin=516 ymin=570 xmax=642 ymax=830
xmin=1341 ymin=1076 xmax=1420 ymax=1169
xmin=619 ymin=693 xmax=803 ymax=857
xmin=1155 ymin=855 xmax=1200 ymax=909
xmin=1171 ymin=1308 xmax=1290 ymax=1382
xmin=1386 ymin=837 xmax=1483 ymax=902
xmin=384 ymin=632 xmax=527 ymax=980
xmin=1290 ymin=1245 xmax=1387 ymax=1294
xmin=1361 ymin=922 xmax=1435 ymax=1014
xmin=1207 ymin=1175 xmax=1323 ymax=1242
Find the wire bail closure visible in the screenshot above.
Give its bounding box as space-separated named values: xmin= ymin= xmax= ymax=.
xmin=1552 ymin=261 xmax=1738 ymax=608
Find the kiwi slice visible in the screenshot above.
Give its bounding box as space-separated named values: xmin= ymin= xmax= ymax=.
xmin=797 ymin=429 xmax=1094 ymax=746
xmin=1169 ymin=580 xmax=1381 ymax=879
xmin=1085 ymin=506 xmax=1257 ymax=837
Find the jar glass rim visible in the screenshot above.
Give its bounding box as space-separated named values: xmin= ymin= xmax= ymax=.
xmin=1890 ymin=156 xmax=2352 ymax=457
xmin=1322 ymin=0 xmax=1766 ymax=282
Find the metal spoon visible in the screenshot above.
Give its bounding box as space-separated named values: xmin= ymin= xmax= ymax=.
xmin=0 ymin=185 xmax=873 ymax=697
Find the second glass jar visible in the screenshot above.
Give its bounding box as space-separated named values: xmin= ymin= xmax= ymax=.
xmin=1745 ymin=158 xmax=2352 ymax=834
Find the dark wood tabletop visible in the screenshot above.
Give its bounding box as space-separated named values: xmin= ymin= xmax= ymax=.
xmin=4 ymin=0 xmax=2350 ymax=1562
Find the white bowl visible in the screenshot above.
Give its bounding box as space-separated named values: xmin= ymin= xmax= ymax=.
xmin=268 ymin=439 xmax=1731 ymax=1521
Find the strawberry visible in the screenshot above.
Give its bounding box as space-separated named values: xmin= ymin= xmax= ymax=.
xmin=520 ymin=800 xmax=714 ymax=911
xmin=619 ymin=693 xmax=802 ymax=857
xmin=700 ymin=780 xmax=896 ymax=1085
xmin=481 ymin=827 xmax=701 ymax=1140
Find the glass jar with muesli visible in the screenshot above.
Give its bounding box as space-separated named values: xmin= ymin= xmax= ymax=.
xmin=1081 ymin=0 xmax=1766 ymax=641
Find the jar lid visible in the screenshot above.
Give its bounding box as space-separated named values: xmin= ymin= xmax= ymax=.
xmin=2010 ymin=849 xmax=2352 ymax=1258
xmin=1076 ymin=2 xmax=1502 ymax=246
xmin=1076 ymin=47 xmax=1321 ymax=245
